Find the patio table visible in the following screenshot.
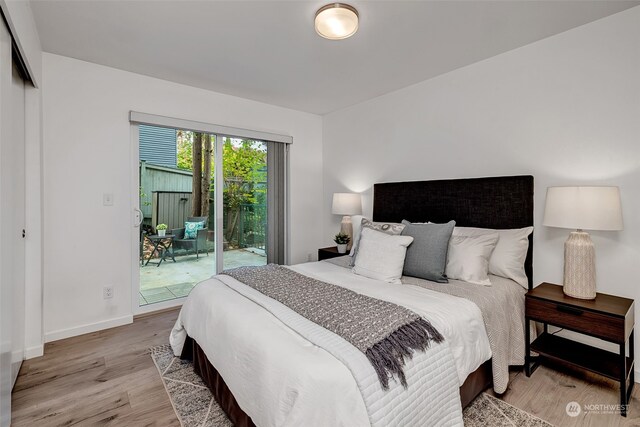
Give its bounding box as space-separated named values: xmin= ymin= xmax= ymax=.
xmin=145 ymin=234 xmax=176 ymax=267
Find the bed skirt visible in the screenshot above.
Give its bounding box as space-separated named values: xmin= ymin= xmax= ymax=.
xmin=180 ymin=335 xmax=492 ymax=426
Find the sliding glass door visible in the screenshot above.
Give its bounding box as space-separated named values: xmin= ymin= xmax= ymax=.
xmin=134 ymin=119 xmax=287 ymax=309
xmin=221 ymin=137 xmax=268 ymax=271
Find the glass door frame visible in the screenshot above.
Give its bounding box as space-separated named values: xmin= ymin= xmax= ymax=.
xmin=130 ymin=112 xmax=291 ymax=314
xmin=130 ymin=124 xmax=191 ymax=315
xmin=213 ymin=134 xmax=224 ymax=274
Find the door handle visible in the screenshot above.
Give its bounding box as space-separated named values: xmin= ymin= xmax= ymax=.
xmin=134 ymin=208 xmax=143 ymax=227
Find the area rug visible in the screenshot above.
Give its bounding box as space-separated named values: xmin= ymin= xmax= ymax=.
xmin=150 ymin=345 xmax=553 ymax=426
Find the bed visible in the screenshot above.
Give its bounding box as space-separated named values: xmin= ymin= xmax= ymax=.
xmin=170 ymin=175 xmax=534 ymax=427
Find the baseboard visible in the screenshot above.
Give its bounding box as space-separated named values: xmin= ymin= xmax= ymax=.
xmin=44 ymin=314 xmax=134 ymax=343
xmin=133 ymin=305 xmax=181 ymax=320
xmin=24 ymin=344 xmax=44 ymax=359
xmin=134 ymin=297 xmax=185 ymax=316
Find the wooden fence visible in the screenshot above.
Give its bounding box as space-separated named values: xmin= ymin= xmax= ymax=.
xmin=152 ymin=191 xmax=194 ymax=230
xmin=141 ymin=161 xmax=266 ymax=249
xmin=140 ymin=162 xmax=192 ymax=220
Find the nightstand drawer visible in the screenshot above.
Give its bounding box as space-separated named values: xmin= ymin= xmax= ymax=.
xmin=527 ymin=297 xmax=625 ymax=342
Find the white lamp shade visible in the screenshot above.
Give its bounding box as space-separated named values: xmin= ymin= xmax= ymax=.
xmin=315 ymin=3 xmax=359 ymax=40
xmin=332 ymin=193 xmax=362 ymax=215
xmin=543 ymin=186 xmax=623 ymax=231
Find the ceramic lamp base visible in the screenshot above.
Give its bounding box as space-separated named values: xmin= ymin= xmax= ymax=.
xmin=340 ymin=216 xmax=354 ymax=250
xmin=563 ymin=231 xmax=596 ymax=300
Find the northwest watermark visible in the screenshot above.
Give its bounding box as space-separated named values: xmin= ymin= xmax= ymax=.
xmin=566 ymin=401 xmax=628 ymax=416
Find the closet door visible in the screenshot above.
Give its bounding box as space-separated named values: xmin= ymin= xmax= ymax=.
xmin=10 ymin=61 xmax=26 ymax=387
xmin=0 ymin=18 xmax=13 ymax=427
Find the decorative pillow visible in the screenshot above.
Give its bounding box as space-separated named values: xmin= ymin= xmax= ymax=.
xmin=350 ymin=218 xmax=405 ymax=265
xmin=455 ymin=226 xmax=533 ymax=288
xmin=401 ymin=220 xmax=455 ymax=283
xmin=446 ymin=232 xmax=499 ymax=286
xmin=352 ymin=228 xmax=414 ymax=285
xmin=184 ymin=221 xmax=205 ymax=239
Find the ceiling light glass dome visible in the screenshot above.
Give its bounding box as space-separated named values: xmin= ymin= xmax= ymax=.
xmin=315 ymin=3 xmax=359 ymax=40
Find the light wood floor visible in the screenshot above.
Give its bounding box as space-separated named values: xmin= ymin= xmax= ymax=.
xmin=11 ymin=308 xmax=640 ymax=426
xmin=491 ymin=363 xmax=640 ymax=426
xmin=11 ymin=308 xmax=181 ymax=426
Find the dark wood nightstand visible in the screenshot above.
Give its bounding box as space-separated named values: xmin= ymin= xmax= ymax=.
xmin=318 ymin=246 xmax=347 ymax=261
xmin=525 ymin=282 xmax=635 ymax=416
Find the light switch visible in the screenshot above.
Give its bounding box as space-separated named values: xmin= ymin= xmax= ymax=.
xmin=103 ymin=193 xmax=114 ymax=206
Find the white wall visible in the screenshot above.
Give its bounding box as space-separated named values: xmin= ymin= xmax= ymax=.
xmin=324 ymin=8 xmax=640 ymax=353
xmin=42 ymin=53 xmax=323 ymax=341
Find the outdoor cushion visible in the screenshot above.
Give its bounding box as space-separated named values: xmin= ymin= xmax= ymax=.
xmin=184 ymin=221 xmax=205 ymax=239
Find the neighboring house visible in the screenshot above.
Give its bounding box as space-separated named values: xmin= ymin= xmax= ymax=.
xmin=139 ymin=124 xmax=191 ymax=224
xmin=139 ymin=124 xmax=177 ymax=168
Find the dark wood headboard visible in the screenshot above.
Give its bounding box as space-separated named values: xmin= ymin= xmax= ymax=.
xmin=373 ymin=175 xmax=534 ymax=289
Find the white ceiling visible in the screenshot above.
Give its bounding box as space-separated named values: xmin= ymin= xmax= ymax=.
xmin=30 ymin=1 xmax=638 ymax=115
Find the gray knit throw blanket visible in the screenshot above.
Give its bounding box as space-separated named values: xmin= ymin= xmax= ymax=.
xmin=223 ymin=264 xmax=444 ymax=390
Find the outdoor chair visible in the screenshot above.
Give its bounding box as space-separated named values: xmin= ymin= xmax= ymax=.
xmin=170 ymin=216 xmax=209 ymax=259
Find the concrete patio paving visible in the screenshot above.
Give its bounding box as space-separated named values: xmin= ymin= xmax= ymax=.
xmin=139 ymin=248 xmax=266 ymax=306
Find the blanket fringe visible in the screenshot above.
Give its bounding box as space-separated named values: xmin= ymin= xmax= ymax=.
xmin=365 ymin=318 xmax=444 ymax=390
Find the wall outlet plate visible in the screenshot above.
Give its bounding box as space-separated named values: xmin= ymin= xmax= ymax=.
xmin=103 ymin=193 xmax=114 ymax=206
xmin=103 ymin=286 xmax=114 ymax=299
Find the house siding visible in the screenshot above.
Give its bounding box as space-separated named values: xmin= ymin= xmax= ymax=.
xmin=139 ymin=124 xmax=176 ymax=168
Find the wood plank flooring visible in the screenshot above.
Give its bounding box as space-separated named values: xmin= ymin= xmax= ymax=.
xmin=11 ymin=308 xmax=640 ymax=426
xmin=491 ymin=363 xmax=640 ymax=426
xmin=11 ymin=308 xmax=181 ymax=426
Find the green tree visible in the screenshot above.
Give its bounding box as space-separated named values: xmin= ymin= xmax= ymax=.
xmin=222 ymin=138 xmax=266 ymax=243
xmin=176 ymin=130 xmax=193 ymax=170
xmin=176 ymin=132 xmax=267 ymax=245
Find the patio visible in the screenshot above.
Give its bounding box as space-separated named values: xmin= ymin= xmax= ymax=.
xmin=139 ymin=248 xmax=266 ymax=305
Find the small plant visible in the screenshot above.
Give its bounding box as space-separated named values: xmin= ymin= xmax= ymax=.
xmin=156 ymin=224 xmax=168 ymax=231
xmin=333 ymin=232 xmax=350 ymax=245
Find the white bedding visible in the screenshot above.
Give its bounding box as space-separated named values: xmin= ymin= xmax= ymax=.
xmin=170 ymin=261 xmax=492 ymax=426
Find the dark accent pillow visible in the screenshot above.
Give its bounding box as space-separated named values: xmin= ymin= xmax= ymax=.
xmin=401 ymin=220 xmax=455 ymax=283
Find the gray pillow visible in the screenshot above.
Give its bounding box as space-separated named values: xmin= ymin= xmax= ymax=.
xmin=401 ymin=220 xmax=455 ymax=283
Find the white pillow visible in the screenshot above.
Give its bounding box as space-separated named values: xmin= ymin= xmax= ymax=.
xmin=455 ymin=226 xmax=533 ymax=288
xmin=446 ymin=232 xmax=499 ymax=286
xmin=352 ymin=228 xmax=414 ymax=285
xmin=349 ymin=218 xmax=405 ymax=266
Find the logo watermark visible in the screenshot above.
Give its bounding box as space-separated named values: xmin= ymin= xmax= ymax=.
xmin=566 ymin=401 xmax=628 ymax=416
xmin=566 ymin=402 xmax=581 ymax=417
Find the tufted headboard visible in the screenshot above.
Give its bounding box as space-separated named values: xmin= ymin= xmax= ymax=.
xmin=372 ymin=175 xmax=534 ymax=289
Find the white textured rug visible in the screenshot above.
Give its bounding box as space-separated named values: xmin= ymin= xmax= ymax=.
xmin=150 ymin=345 xmax=553 ymax=426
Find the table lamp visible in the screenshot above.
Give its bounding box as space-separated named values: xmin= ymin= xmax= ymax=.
xmin=543 ymin=186 xmax=623 ymax=299
xmin=332 ymin=193 xmax=362 ymax=250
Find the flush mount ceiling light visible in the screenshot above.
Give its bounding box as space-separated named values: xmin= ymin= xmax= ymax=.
xmin=315 ymin=3 xmax=359 ymax=40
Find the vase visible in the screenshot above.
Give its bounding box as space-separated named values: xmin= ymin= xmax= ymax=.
xmin=336 ymin=244 xmax=347 ymax=254
xmin=158 ymin=230 xmax=166 ymax=237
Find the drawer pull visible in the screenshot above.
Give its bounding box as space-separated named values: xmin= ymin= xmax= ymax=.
xmin=556 ymin=305 xmax=583 ymax=316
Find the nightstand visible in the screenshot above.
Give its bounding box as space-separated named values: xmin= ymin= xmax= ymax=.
xmin=318 ymin=246 xmax=347 ymax=261
xmin=525 ymin=283 xmax=634 ymax=416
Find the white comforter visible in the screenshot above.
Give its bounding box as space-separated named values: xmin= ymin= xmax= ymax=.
xmin=170 ymin=261 xmax=492 ymax=426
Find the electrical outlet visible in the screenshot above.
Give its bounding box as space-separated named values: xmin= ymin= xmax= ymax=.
xmin=103 ymin=286 xmax=114 ymax=299
xmin=103 ymin=193 xmax=114 ymax=206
